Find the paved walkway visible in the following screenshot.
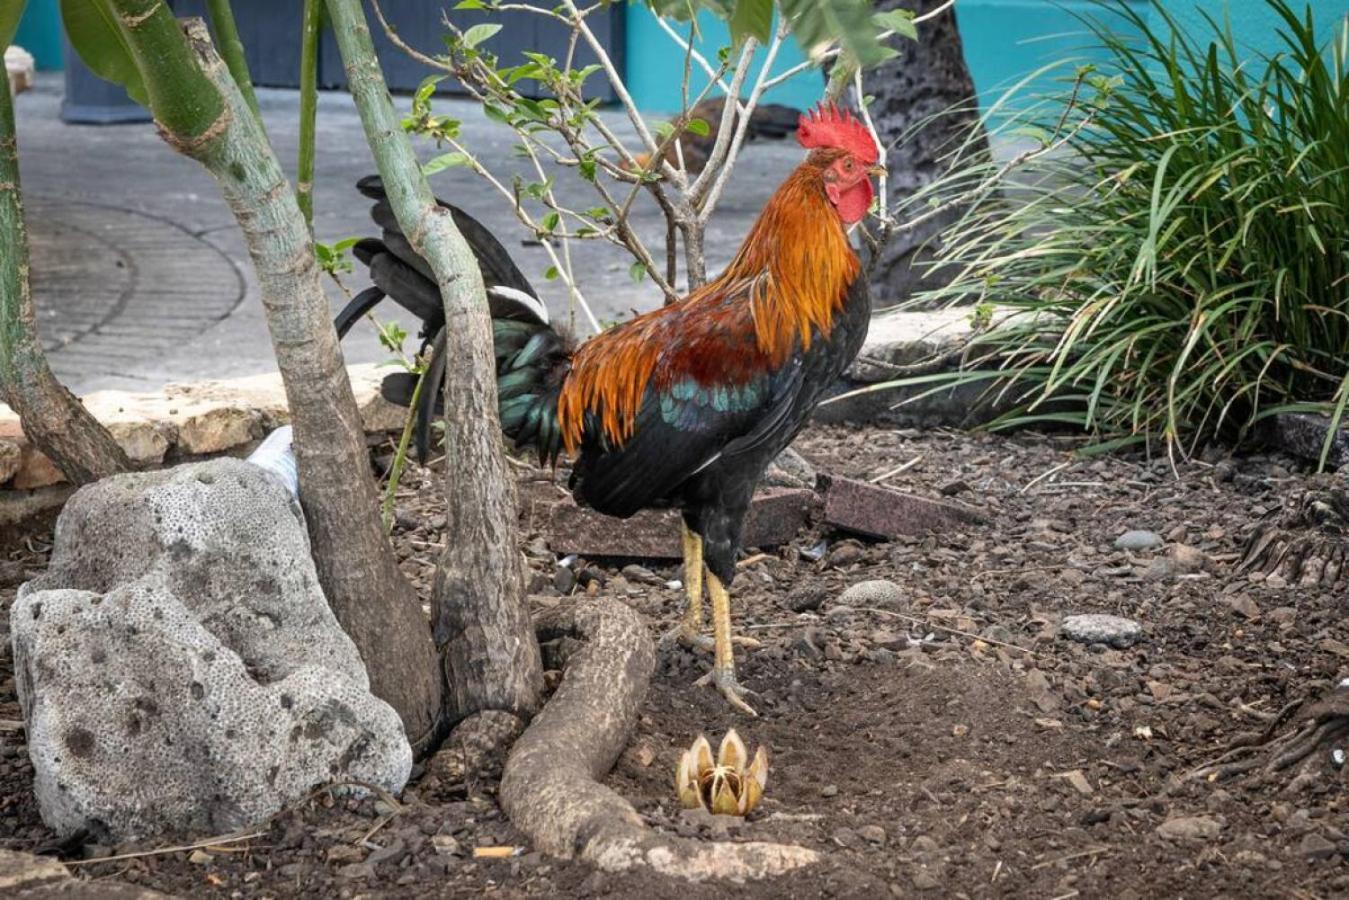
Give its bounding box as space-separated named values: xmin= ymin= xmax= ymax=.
xmin=14 ymin=74 xmax=800 ymax=394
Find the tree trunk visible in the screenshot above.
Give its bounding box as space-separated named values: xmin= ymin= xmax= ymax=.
xmin=0 ymin=69 xmax=131 ymax=484
xmin=107 ymin=4 xmax=444 ymax=749
xmin=326 ymin=0 xmax=544 ymax=725
xmin=864 ymin=0 xmax=989 ymax=306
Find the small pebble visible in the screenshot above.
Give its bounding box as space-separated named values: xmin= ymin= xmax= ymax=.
xmin=1115 ymin=529 xmax=1163 ymax=551
xmin=1060 ymin=614 xmax=1143 ymax=649
xmin=859 ymin=825 xmax=887 ymax=845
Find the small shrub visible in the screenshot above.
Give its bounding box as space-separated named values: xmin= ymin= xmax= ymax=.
xmin=898 ymin=0 xmax=1349 ymax=465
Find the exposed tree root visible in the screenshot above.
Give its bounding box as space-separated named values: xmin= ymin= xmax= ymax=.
xmin=425 ymin=710 xmax=526 ymax=791
xmin=499 ymin=598 xmax=819 ymax=882
xmin=1190 ymin=683 xmax=1349 ymax=785
xmin=1241 ymin=482 xmax=1348 ymax=588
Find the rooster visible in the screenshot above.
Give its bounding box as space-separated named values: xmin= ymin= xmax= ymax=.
xmin=628 ymin=98 xmax=802 ymax=176
xmin=340 ymin=104 xmax=880 ymax=715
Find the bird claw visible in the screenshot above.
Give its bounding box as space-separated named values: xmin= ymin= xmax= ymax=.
xmin=695 ymin=668 xmax=759 ymax=717
xmin=663 ymin=625 xmax=761 ymax=653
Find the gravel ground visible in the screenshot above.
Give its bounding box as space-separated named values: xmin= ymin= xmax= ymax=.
xmin=2 ymin=424 xmax=1346 ymax=898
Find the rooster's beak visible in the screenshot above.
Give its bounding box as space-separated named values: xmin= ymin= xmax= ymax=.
xmin=868 ymin=165 xmax=886 ymax=177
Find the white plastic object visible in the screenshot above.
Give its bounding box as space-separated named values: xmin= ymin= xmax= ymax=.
xmin=246 ymin=425 xmax=299 ymax=499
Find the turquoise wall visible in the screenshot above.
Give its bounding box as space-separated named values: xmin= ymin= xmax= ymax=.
xmin=625 ymin=1 xmax=1348 ymax=113
xmin=1153 ymin=0 xmax=1347 ymax=61
xmin=14 ymin=0 xmax=62 ymax=70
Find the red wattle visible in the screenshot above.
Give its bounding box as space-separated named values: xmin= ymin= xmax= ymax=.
xmin=828 ymin=179 xmax=873 ymax=225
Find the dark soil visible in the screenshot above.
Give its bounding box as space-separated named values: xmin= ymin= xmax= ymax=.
xmin=2 ymin=425 xmax=1347 ymax=898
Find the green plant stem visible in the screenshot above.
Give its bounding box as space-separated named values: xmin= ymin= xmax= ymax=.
xmin=205 ymin=0 xmax=262 ymax=127
xmin=0 ymin=72 xmax=131 ymax=482
xmin=326 ymin=0 xmax=544 ymax=722
xmin=297 ymin=0 xmax=320 ymax=231
xmin=103 ymin=0 xmax=224 ymax=142
xmin=382 ymin=367 xmax=425 ymax=534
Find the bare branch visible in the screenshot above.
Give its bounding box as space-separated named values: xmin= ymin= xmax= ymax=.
xmin=695 ymin=22 xmax=787 ymax=217
xmin=688 ymin=35 xmax=760 ymax=203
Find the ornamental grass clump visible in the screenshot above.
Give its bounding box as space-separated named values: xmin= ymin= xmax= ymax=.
xmin=895 ymin=0 xmax=1349 ymax=465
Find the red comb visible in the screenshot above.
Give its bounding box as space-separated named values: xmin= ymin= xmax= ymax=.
xmin=796 ymin=103 xmax=879 ymax=166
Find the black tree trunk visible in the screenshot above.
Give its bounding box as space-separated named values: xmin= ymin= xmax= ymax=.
xmin=865 ymin=0 xmax=989 ymax=307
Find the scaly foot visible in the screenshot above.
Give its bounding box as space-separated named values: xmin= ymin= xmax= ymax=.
xmin=695 ymin=667 xmax=759 ymax=717
xmin=677 ymin=627 xmax=762 ymax=653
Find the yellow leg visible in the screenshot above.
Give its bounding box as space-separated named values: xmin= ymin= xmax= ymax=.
xmin=672 ymin=524 xmax=760 ymax=654
xmin=679 ymin=522 xmax=705 ymax=643
xmin=694 ymin=572 xmax=758 ymax=716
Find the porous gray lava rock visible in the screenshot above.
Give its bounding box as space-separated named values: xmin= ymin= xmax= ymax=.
xmin=837 ymin=579 xmax=906 ymax=609
xmin=1060 ymin=614 xmax=1144 ymax=649
xmin=10 ymin=459 xmax=411 ymax=842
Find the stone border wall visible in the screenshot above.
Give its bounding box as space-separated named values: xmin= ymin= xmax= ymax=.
xmin=1 ymin=365 xmax=406 ymax=526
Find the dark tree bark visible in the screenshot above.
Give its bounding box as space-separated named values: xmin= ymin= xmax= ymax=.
xmin=0 ymin=65 xmax=132 ymax=484
xmin=864 ymin=0 xmax=989 ymax=306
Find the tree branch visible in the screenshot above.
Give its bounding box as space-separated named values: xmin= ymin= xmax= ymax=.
xmin=205 ymin=0 xmax=262 ymax=127
xmin=297 ymin=0 xmax=320 ymax=230
xmin=0 ymin=68 xmax=131 ymax=483
xmin=326 ymin=0 xmax=544 ymax=725
xmin=104 ymin=0 xmax=224 ymax=142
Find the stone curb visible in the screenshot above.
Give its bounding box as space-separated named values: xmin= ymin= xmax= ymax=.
xmin=821 ymin=305 xmax=1018 ymax=428
xmin=1 ymin=365 xmax=406 ymax=524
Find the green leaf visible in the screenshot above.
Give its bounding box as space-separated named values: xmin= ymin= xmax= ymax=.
xmin=685 ymin=117 xmax=711 ymax=137
xmin=462 ymin=23 xmax=502 ymax=50
xmin=872 ymin=9 xmax=917 ymax=41
xmin=540 ymin=210 xmax=560 ymax=232
xmin=544 ymin=265 xmax=560 ymax=280
xmin=1 ymin=1 xmax=28 ymax=49
xmin=423 ymin=151 xmax=472 ymax=174
xmin=779 ymin=0 xmax=888 ymax=68
xmin=482 ymin=102 xmax=512 ymax=124
xmin=60 ymin=0 xmax=149 ymax=106
xmin=729 ymin=0 xmax=773 ymax=45
xmin=454 ymin=0 xmax=486 ymax=8
xmin=629 ymin=261 xmax=647 ymax=283
xmin=644 ymin=0 xmax=735 ymax=22
xmin=578 ymin=154 xmax=597 ymax=183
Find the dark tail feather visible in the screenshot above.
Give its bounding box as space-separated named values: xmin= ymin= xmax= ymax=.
xmin=335 ymin=286 xmax=386 ymax=340
xmin=357 ymin=175 xmax=537 ymax=301
xmin=745 ymin=103 xmax=801 ymax=140
xmin=345 ymin=177 xmax=571 ymax=464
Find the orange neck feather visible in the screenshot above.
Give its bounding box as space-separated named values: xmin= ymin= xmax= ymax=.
xmin=721 ymin=159 xmax=861 ymax=365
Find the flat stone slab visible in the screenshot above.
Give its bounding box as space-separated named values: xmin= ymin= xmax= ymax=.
xmin=818 ymin=474 xmax=987 ymax=540
xmin=0 ymin=847 xmax=171 ymax=898
xmin=0 ymin=848 xmax=69 ymax=894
